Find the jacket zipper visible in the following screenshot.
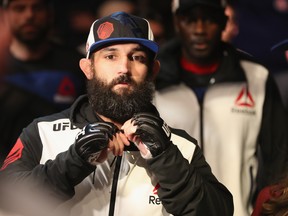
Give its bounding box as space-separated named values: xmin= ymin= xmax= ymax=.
xmin=200 ymin=101 xmax=204 ymax=153
xmin=108 ymin=156 xmax=122 ymax=216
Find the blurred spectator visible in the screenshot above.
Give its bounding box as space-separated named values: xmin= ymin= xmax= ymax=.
xmin=67 ymin=0 xmax=138 ymax=55
xmin=142 ymin=10 xmax=167 ymax=45
xmin=52 ymin=0 xmax=102 ymax=51
xmin=65 ymin=3 xmax=97 ymax=54
xmin=221 ymin=0 xmax=239 ymax=43
xmin=96 ymin=0 xmax=137 ymax=18
xmin=154 ymin=0 xmax=288 ymax=215
xmin=138 ymin=0 xmax=175 ymax=41
xmin=0 ymin=0 xmax=86 ymax=165
xmin=0 ymin=6 xmax=11 ymax=73
xmin=47 ymin=0 xmax=108 ymax=56
xmin=273 ymin=0 xmax=288 ymax=13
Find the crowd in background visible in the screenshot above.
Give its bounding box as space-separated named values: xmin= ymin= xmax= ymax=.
xmin=51 ymin=0 xmax=288 ymax=73
xmin=3 ymin=0 xmax=287 ymax=76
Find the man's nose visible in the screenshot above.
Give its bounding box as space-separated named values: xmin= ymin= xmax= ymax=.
xmin=194 ymin=19 xmax=205 ymax=34
xmin=117 ymin=57 xmax=130 ymax=75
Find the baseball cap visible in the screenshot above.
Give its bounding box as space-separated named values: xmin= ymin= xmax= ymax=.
xmin=172 ymin=0 xmax=226 ymax=13
xmin=85 ymin=11 xmax=159 ymax=59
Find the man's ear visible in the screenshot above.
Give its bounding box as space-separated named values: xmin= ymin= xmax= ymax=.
xmin=152 ymin=60 xmax=160 ymax=80
xmin=79 ymin=58 xmax=93 ymax=80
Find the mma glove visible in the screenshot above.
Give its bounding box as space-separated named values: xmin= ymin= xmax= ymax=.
xmin=131 ymin=113 xmax=171 ymax=158
xmin=75 ymin=122 xmax=118 ymax=165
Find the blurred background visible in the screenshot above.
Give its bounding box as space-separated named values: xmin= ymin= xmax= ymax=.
xmin=49 ymin=0 xmax=288 ymax=74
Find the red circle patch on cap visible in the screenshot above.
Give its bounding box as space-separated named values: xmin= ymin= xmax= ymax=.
xmin=97 ymin=22 xmax=114 ymax=39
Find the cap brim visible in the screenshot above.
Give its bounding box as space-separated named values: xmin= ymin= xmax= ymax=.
xmin=271 ymin=39 xmax=288 ymax=52
xmin=87 ymin=38 xmax=159 ymax=58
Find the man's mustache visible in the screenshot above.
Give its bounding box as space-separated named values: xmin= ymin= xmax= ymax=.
xmin=111 ymin=75 xmax=134 ymax=85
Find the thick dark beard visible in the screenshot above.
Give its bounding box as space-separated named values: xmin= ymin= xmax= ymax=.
xmin=87 ymin=74 xmax=155 ymax=124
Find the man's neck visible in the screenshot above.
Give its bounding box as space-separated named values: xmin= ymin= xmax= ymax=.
xmin=181 ymin=56 xmax=220 ymax=75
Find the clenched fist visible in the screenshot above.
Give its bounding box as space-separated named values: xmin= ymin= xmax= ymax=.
xmin=75 ymin=122 xmax=118 ymax=165
xmin=122 ymin=113 xmax=171 ymax=159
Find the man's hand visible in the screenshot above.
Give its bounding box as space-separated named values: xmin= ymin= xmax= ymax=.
xmin=75 ymin=122 xmax=118 ymax=165
xmin=122 ymin=113 xmax=171 ymax=159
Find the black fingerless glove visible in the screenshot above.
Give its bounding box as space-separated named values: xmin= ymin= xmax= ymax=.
xmin=75 ymin=122 xmax=118 ymax=165
xmin=131 ymin=113 xmax=171 ymax=158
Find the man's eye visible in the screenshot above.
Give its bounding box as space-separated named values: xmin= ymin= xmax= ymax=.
xmin=131 ymin=55 xmax=146 ymax=63
xmin=105 ymin=55 xmax=115 ymax=60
